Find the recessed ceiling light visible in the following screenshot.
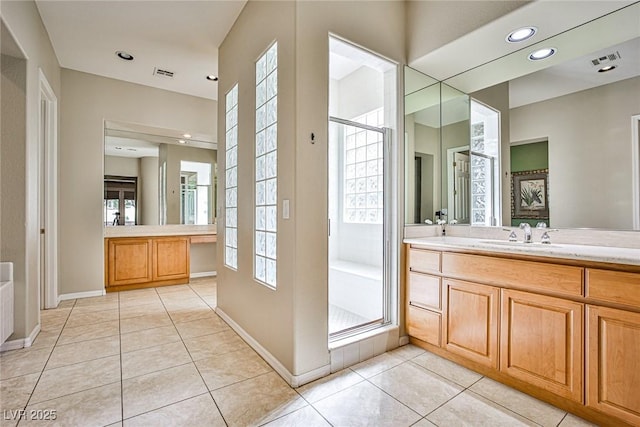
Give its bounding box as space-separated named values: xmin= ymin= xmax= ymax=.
xmin=598 ymin=65 xmax=617 ymax=73
xmin=182 ymin=133 xmax=191 ymax=138
xmin=178 ymin=139 xmax=187 ymax=144
xmin=506 ymin=27 xmax=537 ymax=43
xmin=116 ymin=51 xmax=134 ymax=61
xmin=206 ymin=75 xmax=219 ymax=81
xmin=528 ymin=47 xmax=556 ymax=61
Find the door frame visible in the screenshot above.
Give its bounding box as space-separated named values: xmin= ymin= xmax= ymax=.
xmin=446 ymin=145 xmax=469 ymax=223
xmin=632 ymin=114 xmax=640 ymax=229
xmin=38 ymin=69 xmax=58 ymax=309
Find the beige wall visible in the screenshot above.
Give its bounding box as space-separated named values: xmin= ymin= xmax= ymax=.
xmin=217 ymin=0 xmax=297 ymax=374
xmin=59 ymin=69 xmax=216 ymax=295
xmin=217 ymin=0 xmax=406 ymax=379
xmin=1 ymin=1 xmax=61 ymax=340
xmin=510 ymin=76 xmax=640 ymax=229
xmin=140 ymin=156 xmax=159 ymax=226
xmin=1 ymin=53 xmax=27 ymax=339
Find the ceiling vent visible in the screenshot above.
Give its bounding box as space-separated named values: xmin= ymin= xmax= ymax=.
xmin=153 ymin=67 xmax=174 ymax=78
xmin=591 ymin=51 xmax=621 ymax=67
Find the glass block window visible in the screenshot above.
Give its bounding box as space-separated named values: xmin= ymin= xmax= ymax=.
xmin=255 ymin=42 xmax=278 ymax=287
xmin=224 ymin=84 xmax=239 ymax=269
xmin=344 ymin=108 xmax=384 ymax=224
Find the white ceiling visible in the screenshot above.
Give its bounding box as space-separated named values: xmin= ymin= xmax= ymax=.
xmin=35 ymin=0 xmax=247 ymax=101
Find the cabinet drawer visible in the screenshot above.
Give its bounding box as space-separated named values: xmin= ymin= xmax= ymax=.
xmin=409 ymin=248 xmax=441 ymax=274
xmin=408 ymin=272 xmax=441 ymax=311
xmin=442 ymin=252 xmax=583 ymax=297
xmin=407 ymin=305 xmax=441 ymax=347
xmin=586 ymin=269 xmax=640 ymax=308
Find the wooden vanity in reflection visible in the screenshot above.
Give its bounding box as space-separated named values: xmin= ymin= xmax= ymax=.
xmin=104 ymin=225 xmax=216 ymax=292
xmin=405 ymin=240 xmax=640 ymax=427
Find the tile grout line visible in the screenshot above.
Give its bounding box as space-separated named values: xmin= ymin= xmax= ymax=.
xmin=419 ymin=370 xmax=485 ymax=423
xmin=152 ymin=281 xmax=230 ymax=426
xmin=15 ymin=298 xmax=77 ymax=425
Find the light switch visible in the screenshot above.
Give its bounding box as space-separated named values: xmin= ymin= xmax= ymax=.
xmin=283 ymin=199 xmax=290 ymax=219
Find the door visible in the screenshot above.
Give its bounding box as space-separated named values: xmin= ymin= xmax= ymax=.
xmin=328 ymin=117 xmax=389 ymax=338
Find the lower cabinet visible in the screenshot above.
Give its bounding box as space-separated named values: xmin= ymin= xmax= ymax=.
xmin=106 ymin=236 xmax=190 ymax=291
xmin=587 ymin=305 xmax=640 ymax=425
xmin=501 ymin=289 xmax=584 ymax=402
xmin=443 ymin=279 xmax=499 ymax=369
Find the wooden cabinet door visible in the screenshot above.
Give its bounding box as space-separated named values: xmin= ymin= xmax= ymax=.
xmin=443 ymin=279 xmax=499 ymax=369
xmin=501 ymin=289 xmax=583 ymax=402
xmin=152 ymin=237 xmax=190 ymax=281
xmin=107 ymin=238 xmax=152 ymax=286
xmin=587 ymin=305 xmax=640 ymax=425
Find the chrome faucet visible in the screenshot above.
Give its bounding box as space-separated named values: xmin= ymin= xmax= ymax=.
xmin=519 ymin=223 xmax=532 ymax=243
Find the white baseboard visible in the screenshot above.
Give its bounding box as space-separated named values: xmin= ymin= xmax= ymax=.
xmin=215 ymin=307 xmax=330 ymax=388
xmin=58 ymin=289 xmax=106 ymax=302
xmin=399 ymin=335 xmax=410 ymax=346
xmin=0 ymin=323 xmax=40 ymax=352
xmin=190 ymin=271 xmax=217 ymax=279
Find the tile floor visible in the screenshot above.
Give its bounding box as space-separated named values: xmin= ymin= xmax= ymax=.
xmin=0 ymin=277 xmax=596 ymax=427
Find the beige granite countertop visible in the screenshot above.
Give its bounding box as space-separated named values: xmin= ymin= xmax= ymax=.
xmin=104 ymin=224 xmax=217 ymax=238
xmin=404 ymin=236 xmax=640 ymax=266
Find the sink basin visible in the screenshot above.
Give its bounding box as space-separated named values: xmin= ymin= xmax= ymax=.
xmin=479 ymin=240 xmax=562 ymax=248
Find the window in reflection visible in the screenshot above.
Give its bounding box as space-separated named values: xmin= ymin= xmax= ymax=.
xmin=470 ymin=100 xmax=500 ymax=226
xmin=179 ymin=161 xmax=211 ymax=225
xmin=104 ymin=176 xmax=137 ymax=226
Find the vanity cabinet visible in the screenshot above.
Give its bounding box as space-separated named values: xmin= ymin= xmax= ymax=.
xmin=405 ymin=243 xmax=640 ymax=426
xmin=501 ymin=289 xmax=583 ymax=402
xmin=106 ymin=236 xmax=190 ymax=291
xmin=443 ymin=279 xmax=499 ymax=369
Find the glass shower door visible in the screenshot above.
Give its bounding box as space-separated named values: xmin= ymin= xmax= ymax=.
xmin=328 ymin=117 xmax=389 ymax=339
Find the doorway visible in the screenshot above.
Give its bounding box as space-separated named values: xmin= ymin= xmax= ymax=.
xmin=328 ymin=36 xmax=396 ymax=340
xmin=38 ymin=70 xmax=58 ymax=309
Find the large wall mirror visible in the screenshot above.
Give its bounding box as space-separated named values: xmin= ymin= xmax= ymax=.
xmin=104 ymin=121 xmax=217 ymax=226
xmin=406 ymin=1 xmax=640 ymax=230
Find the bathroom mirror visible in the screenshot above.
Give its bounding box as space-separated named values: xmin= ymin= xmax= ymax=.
xmin=404 ymin=67 xmax=441 ymax=224
xmin=104 ymin=121 xmax=218 ymax=226
xmin=406 ymin=2 xmax=640 ymax=230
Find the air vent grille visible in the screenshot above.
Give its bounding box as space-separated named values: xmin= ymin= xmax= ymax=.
xmin=153 ymin=68 xmax=174 ymax=78
xmin=591 ymin=51 xmax=621 ymax=66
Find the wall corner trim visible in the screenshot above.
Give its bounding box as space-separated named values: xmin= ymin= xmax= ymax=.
xmin=215 ymin=307 xmax=330 ymax=388
xmin=0 ymin=323 xmax=41 ymax=352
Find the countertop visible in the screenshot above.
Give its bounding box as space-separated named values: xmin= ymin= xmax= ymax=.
xmin=104 ymin=224 xmax=217 ymax=238
xmin=404 ymin=236 xmax=640 ymax=267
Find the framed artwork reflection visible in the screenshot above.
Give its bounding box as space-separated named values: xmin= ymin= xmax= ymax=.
xmin=511 ymin=170 xmax=549 ymax=220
